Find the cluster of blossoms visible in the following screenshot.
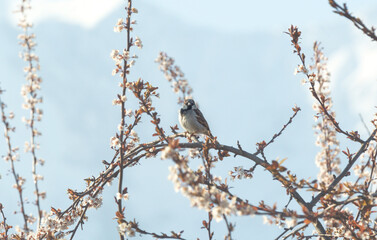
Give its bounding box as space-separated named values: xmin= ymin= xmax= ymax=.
xmin=17 ymin=0 xmax=45 ymax=228
xmin=165 ymin=147 xmax=257 ymax=223
xmin=228 ymin=166 xmax=253 ymax=180
xmin=118 ymin=222 xmax=135 ymax=238
xmin=155 ymin=52 xmax=192 ymax=103
xmin=110 ymin=49 xmax=136 ymax=77
xmin=39 ymin=211 xmax=78 ymax=238
xmin=82 ymin=195 xmax=103 ymax=209
xmin=353 ymin=161 xmax=371 ymax=179
xmin=112 ymin=94 xmax=127 ymax=105
xmin=18 ymin=13 xmax=43 ymax=124
xmin=0 ymin=103 xmax=19 ymax=164
xmin=263 ymin=215 xmax=297 ymax=229
xmin=134 ymin=36 xmax=143 ymax=49
xmin=352 ymin=143 xmax=377 ymax=184
xmin=110 ymin=129 xmax=139 ymax=150
xmin=293 ymin=64 xmax=308 ymax=76
xmin=113 ymin=6 xmax=138 ymax=32
xmin=33 ymin=194 xmax=103 ymax=239
xmin=111 ymin=9 xmax=141 ymax=79
xmin=309 ymin=43 xmax=341 ymax=187
xmin=161 ymin=146 xmax=178 ymax=160
xmin=116 ymin=192 xmax=129 ymax=201
xmin=188 ymin=148 xmax=200 ymax=158
xmin=168 ymin=164 xmax=239 ymax=222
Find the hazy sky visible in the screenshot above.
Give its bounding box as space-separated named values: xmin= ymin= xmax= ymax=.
xmin=1 ymin=0 xmax=377 ymax=239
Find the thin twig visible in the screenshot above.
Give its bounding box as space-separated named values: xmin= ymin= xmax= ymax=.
xmin=0 ymin=203 xmax=9 ymax=240
xmin=126 ymin=219 xmax=186 ymax=239
xmin=282 ymin=222 xmax=307 ymax=240
xmin=201 ymin=143 xmax=214 ymax=240
xmin=359 ymin=113 xmax=371 ymax=135
xmin=328 ymin=0 xmax=377 ymax=41
xmin=255 ymin=106 xmax=301 ymax=155
xmin=0 ymin=93 xmax=29 ymax=232
xmin=223 ymin=214 xmax=233 ymax=240
xmin=69 ymin=204 xmax=89 ymax=240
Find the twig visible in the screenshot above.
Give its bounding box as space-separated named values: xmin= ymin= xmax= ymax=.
xmin=126 ymin=219 xmax=186 ymax=239
xmin=284 ymin=195 xmax=293 ymax=209
xmin=359 ymin=113 xmax=371 ymax=135
xmin=255 ymin=106 xmax=301 ymax=155
xmin=0 ymin=203 xmax=9 ymax=240
xmin=0 ymin=93 xmax=29 ymax=232
xmin=69 ymin=204 xmax=89 ymax=240
xmin=201 ymin=143 xmax=214 ymax=240
xmin=282 ymin=221 xmax=307 ymax=240
xmin=328 ymin=0 xmax=377 ymax=41
xmin=223 ymin=214 xmax=233 ymax=240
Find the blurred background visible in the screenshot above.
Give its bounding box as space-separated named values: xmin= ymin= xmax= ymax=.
xmin=0 ymin=0 xmax=376 ymax=239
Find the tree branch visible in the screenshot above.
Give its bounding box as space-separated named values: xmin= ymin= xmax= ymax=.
xmin=309 ymin=129 xmax=377 ymax=208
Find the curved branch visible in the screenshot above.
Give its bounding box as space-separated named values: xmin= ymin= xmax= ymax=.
xmin=309 ymin=129 xmax=377 ymax=208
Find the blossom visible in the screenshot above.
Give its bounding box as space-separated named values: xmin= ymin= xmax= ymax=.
xmin=131 ymin=8 xmax=138 ymax=13
xmin=161 ymin=146 xmax=177 ymax=160
xmin=118 ymin=222 xmax=135 ymax=237
xmin=114 ymin=18 xmax=124 ymax=32
xmin=114 ymin=25 xmax=124 ymax=32
xmin=112 ymin=98 xmax=122 ymax=105
xmin=83 ymin=196 xmax=103 ymax=209
xmin=155 ymin=52 xmax=193 ymax=102
xmin=110 ymin=49 xmax=119 ymax=59
xmin=125 ymin=109 xmax=133 ymax=117
xmin=285 ymin=217 xmax=297 ymax=228
xmin=33 ymin=174 xmax=44 ymax=182
xmin=134 ymin=37 xmax=143 ymax=49
xmin=116 ymin=193 xmax=129 ymax=201
xmin=110 ymin=136 xmax=121 ymax=148
xmin=117 ymin=18 xmax=124 ymax=25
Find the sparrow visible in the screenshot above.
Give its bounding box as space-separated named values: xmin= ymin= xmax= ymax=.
xmin=179 ymin=99 xmax=213 ymax=138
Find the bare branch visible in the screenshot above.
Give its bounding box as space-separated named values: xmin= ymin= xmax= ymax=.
xmin=329 ymin=0 xmax=377 ymax=41
xmin=255 ymin=106 xmax=301 ymax=155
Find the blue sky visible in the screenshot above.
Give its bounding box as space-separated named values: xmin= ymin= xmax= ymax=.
xmin=1 ymin=0 xmax=377 ymax=239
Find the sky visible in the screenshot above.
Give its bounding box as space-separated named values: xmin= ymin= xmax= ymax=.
xmin=1 ymin=0 xmax=377 ymax=239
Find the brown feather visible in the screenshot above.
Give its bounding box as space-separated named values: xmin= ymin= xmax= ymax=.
xmin=194 ymin=108 xmax=212 ymax=136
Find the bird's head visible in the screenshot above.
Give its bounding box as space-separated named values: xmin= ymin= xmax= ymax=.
xmin=182 ymin=99 xmax=196 ymax=110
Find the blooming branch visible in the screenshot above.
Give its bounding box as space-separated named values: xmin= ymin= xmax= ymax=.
xmin=0 ymin=89 xmax=29 ymax=232
xmin=17 ymin=0 xmax=45 ymax=227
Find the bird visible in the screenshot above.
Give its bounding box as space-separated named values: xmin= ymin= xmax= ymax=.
xmin=179 ymin=99 xmax=214 ymax=138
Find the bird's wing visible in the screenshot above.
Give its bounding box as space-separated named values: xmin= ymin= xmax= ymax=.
xmin=194 ymin=108 xmax=211 ymax=132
